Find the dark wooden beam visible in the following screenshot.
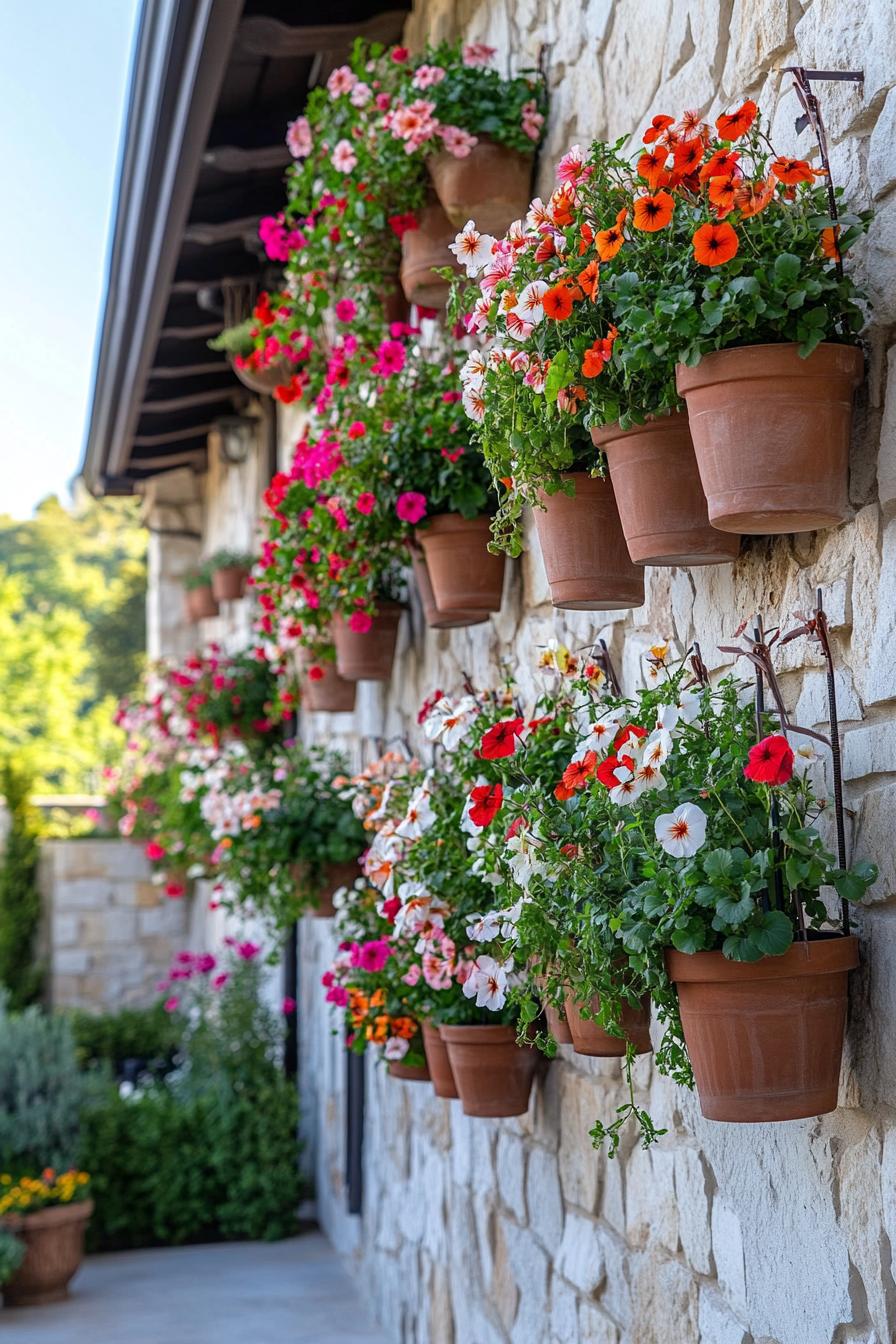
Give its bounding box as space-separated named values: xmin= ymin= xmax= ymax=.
xmin=133 ymin=426 xmax=213 ymax=448
xmin=148 ymin=360 xmax=228 ymax=379
xmin=233 ymin=11 xmax=406 ymax=59
xmin=183 ymin=214 xmax=261 ymax=246
xmin=202 ymin=144 xmax=290 ymax=173
xmin=129 ymin=448 xmax=208 ymax=471
xmin=140 ymin=387 xmax=239 ymax=414
xmin=158 ymin=322 xmax=220 ymax=340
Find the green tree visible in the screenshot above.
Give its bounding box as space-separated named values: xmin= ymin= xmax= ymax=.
xmin=0 ymin=762 xmax=41 ymax=1007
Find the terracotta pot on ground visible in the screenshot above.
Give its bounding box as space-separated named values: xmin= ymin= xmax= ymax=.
xmin=666 ymin=935 xmax=859 ymax=1122
xmin=676 ymin=342 xmax=864 ymax=534
xmin=332 ymin=603 xmax=402 ymax=681
xmin=440 ymin=1024 xmax=538 ymax=1117
xmin=211 ymin=565 xmax=249 ymax=602
xmin=185 ymin=585 xmax=219 ymax=622
xmin=2 ymin=1199 xmax=93 ymax=1307
xmin=427 ymin=138 xmax=534 ymax=234
xmin=416 ymin=515 xmax=505 ymax=616
xmin=564 ymin=991 xmax=653 ymax=1057
xmin=300 ymin=659 xmax=357 ymax=713
xmin=422 ymin=1021 xmax=459 ymax=1098
xmin=533 ymin=474 xmax=646 ymax=610
xmin=229 ymin=357 xmax=293 ymax=396
xmin=409 ymin=545 xmax=489 ymax=629
xmin=591 ymin=412 xmax=741 ymax=566
xmin=400 ymin=196 xmax=462 ymax=309
xmin=388 ymin=1058 xmax=431 ymax=1082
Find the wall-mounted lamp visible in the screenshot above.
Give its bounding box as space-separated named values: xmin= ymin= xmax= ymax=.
xmin=211 ymin=415 xmax=255 ymax=467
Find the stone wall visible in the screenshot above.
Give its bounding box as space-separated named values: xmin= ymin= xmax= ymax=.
xmin=291 ymin=1 xmax=896 ymax=1342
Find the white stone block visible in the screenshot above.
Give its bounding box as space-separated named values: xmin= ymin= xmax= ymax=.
xmin=698 ymin=1287 xmax=751 ymax=1344
xmin=711 ymin=1200 xmax=747 ymax=1316
xmin=51 ymin=913 xmax=79 ymax=947
xmin=558 ymin=1067 xmax=602 ymax=1212
xmin=55 ymin=878 xmax=113 ymax=910
xmin=842 ymin=721 xmax=896 ymax=780
xmin=878 ymin=345 xmax=896 ymax=508
xmin=54 ymin=948 xmax=91 ymax=975
xmin=577 ymin=1302 xmax=619 ymax=1344
xmin=496 ymin=1132 xmax=527 ymax=1222
xmin=555 ymin=1209 xmax=605 ymax=1296
xmin=674 ymin=1146 xmax=714 ymax=1277
xmin=526 ymin=1145 xmax=564 ymax=1250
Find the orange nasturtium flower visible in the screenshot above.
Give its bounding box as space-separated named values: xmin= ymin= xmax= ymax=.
xmin=734 ymin=174 xmax=775 ymax=218
xmin=708 ymin=174 xmax=739 ymax=216
xmin=577 ymin=259 xmax=599 ymax=299
xmin=596 ymin=208 xmax=627 ymax=260
xmin=770 ymin=156 xmax=816 ymax=185
xmin=643 ymin=113 xmax=674 ymax=145
xmin=578 ymin=222 xmax=594 ymax=255
xmin=820 ymin=226 xmax=841 ymax=261
xmin=637 ymin=147 xmax=670 ymax=190
xmin=699 ymin=148 xmax=740 ymax=182
xmin=543 ymin=283 xmax=577 ymax=321
xmin=632 ymin=190 xmax=674 ymax=232
xmin=581 ymin=327 xmax=618 ymax=378
xmin=391 ymin=1016 xmax=417 ymax=1040
xmin=715 ymin=100 xmax=758 ymax=141
xmin=693 ymin=220 xmax=739 ymax=267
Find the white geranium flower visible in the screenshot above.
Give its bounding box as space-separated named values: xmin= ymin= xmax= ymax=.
xmin=506 ymin=829 xmax=547 ymax=888
xmin=461 ymin=955 xmax=508 ymax=1011
xmin=572 ymin=709 xmax=622 ymax=762
xmin=792 ymin=741 xmax=820 ymax=774
xmin=642 ymin=729 xmax=673 ymax=769
xmin=607 ymin=761 xmax=645 ymax=807
xmin=466 ymin=912 xmax=501 ymax=942
xmin=513 ymin=280 xmax=548 ymax=325
xmin=396 ymin=785 xmax=436 ymax=840
xmin=449 ymin=220 xmax=497 ymax=276
xmin=676 ymin=688 xmax=702 ymax=724
xmin=655 ymin=803 xmax=707 ymax=858
xmin=384 ymin=1037 xmax=409 ymax=1061
xmin=460 ymin=351 xmax=487 ymax=390
xmin=423 ymin=695 xmax=477 ymax=751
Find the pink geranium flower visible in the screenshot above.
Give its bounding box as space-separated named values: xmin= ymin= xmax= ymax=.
xmin=348 ymin=611 xmax=373 ymax=634
xmin=372 ymin=339 xmax=406 ymax=377
xmin=347 ymin=420 xmax=366 ymax=439
xmin=356 ymin=493 xmax=376 ymax=515
xmin=396 ymin=492 xmax=427 ymax=524
xmin=332 ymin=139 xmax=357 ymax=173
xmin=286 ymin=115 xmax=312 ymax=158
xmin=145 ymin=840 xmax=166 ymax=861
xmin=334 ymin=297 xmax=357 ymax=322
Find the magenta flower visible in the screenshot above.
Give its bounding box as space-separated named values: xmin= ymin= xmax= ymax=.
xmin=236 ymin=940 xmax=261 ymax=960
xmin=396 ymin=492 xmax=427 ymax=524
xmin=356 ymin=939 xmax=393 ymax=972
xmin=348 ymin=611 xmax=373 ymax=634
xmin=163 ymin=996 xmax=179 ymax=1014
xmin=356 ymin=493 xmax=376 ymax=515
xmin=372 ymin=339 xmax=406 ymax=377
xmin=326 ymin=985 xmax=349 ymax=1007
xmin=334 ymin=298 xmax=357 ymax=322
xmin=282 ymin=996 xmax=297 ymax=1014
xmin=145 ymin=840 xmax=166 ymax=861
xmin=212 ymin=972 xmax=229 ymax=990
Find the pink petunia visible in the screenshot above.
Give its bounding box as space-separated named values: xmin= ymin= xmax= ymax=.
xmin=348 ymin=611 xmax=373 ymax=634
xmin=334 ymin=297 xmax=357 ymax=322
xmin=356 ymin=493 xmax=376 ymax=515
xmin=396 ymin=492 xmax=427 ymax=524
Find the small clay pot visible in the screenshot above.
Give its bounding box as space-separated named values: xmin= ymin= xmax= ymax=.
xmin=400 ymin=196 xmax=462 ymax=309
xmin=301 ymin=660 xmax=357 ymax=713
xmin=416 ymin=514 xmax=505 ymax=615
xmin=388 ymin=1058 xmax=431 ymax=1082
xmin=676 ymin=342 xmax=864 ymax=534
xmin=427 ymin=137 xmax=534 ymax=234
xmin=422 ymin=1021 xmax=459 ymax=1098
xmin=409 ymin=546 xmax=489 ymax=629
xmin=533 ymin=474 xmax=645 ymax=610
xmin=332 ymin=602 xmax=402 ymax=681
xmin=543 ymin=1000 xmax=573 ymax=1046
xmin=185 ymin=585 xmax=219 ymax=621
xmin=381 ymin=275 xmax=411 ymax=326
xmin=211 ymin=565 xmax=249 ymax=602
xmin=564 ymin=990 xmax=653 ymax=1057
xmin=230 ymin=356 xmax=293 ymax=396
xmin=591 ymin=412 xmax=741 ymax=566
xmin=313 ymin=857 xmax=361 ymax=918
xmin=2 ymin=1199 xmax=93 ymax=1307
xmin=666 ymin=935 xmax=859 ymax=1122
xmin=440 ymin=1024 xmax=539 ymax=1117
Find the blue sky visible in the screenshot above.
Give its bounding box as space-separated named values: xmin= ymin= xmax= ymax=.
xmin=0 ymin=0 xmax=139 ymax=518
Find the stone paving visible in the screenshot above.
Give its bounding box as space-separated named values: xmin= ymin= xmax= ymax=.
xmin=3 ymin=1233 xmax=389 ymax=1343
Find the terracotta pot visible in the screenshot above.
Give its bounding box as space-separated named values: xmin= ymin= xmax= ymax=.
xmin=400 ymin=197 xmax=462 ymax=309
xmin=427 ymin=137 xmax=534 ymax=234
xmin=230 ymin=356 xmax=293 ymax=396
xmin=544 ymin=1000 xmax=573 ymax=1045
xmin=564 ymin=990 xmax=653 ymax=1057
xmin=666 ymin=935 xmax=859 ymax=1122
xmin=591 ymin=413 xmax=741 ymax=566
xmin=676 ymin=342 xmax=864 ymax=534
xmin=533 ymin=474 xmax=646 ymax=610
xmin=185 ymin=585 xmax=219 ymax=621
xmin=440 ymin=1024 xmax=538 ymax=1117
xmin=332 ymin=602 xmax=402 ymax=681
xmin=211 ymin=565 xmax=249 ymax=601
xmin=416 ymin=514 xmax=505 ymax=615
xmin=301 ymin=660 xmax=357 ymax=713
xmin=381 ymin=276 xmax=411 ymax=326
xmin=422 ymin=1021 xmax=459 ymax=1098
xmin=2 ymin=1199 xmax=93 ymax=1307
xmin=409 ymin=547 xmax=489 ymax=629
xmin=388 ymin=1058 xmax=431 ymax=1082
xmin=313 ymin=857 xmax=361 ymax=918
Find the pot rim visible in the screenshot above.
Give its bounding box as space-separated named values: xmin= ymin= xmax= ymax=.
xmin=590 ymin=408 xmax=690 ymax=447
xmin=666 ymin=933 xmax=858 ymax=983
xmin=439 ymin=1023 xmax=520 ymax=1043
xmin=2 ymin=1197 xmax=94 ymax=1232
xmin=676 ymin=340 xmax=864 ymax=393
xmin=416 ymin=512 xmax=493 ymax=535
xmin=429 ymin=134 xmax=535 ymax=162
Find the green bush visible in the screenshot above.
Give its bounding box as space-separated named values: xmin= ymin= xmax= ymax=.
xmin=0 ymin=1228 xmax=24 ymax=1284
xmin=68 ymin=1002 xmax=183 ymax=1078
xmin=0 ymin=762 xmax=42 ymax=1008
xmin=0 ymin=996 xmax=87 ymax=1171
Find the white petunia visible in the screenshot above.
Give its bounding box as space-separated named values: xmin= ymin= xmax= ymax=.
xmin=384 ymin=1036 xmax=409 ymax=1061
xmin=461 ymin=955 xmax=509 ymax=1011
xmin=792 ymin=741 xmax=820 ymax=774
xmin=449 ymin=220 xmax=497 ymax=276
xmin=396 ymin=784 xmax=436 ymax=840
xmin=513 ymin=280 xmax=548 ymax=325
xmin=466 ymin=912 xmax=501 ymax=942
xmin=654 ymin=802 xmax=707 ymax=858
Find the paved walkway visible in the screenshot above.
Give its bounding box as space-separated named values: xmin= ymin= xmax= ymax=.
xmin=4 ymin=1233 xmax=389 ymax=1343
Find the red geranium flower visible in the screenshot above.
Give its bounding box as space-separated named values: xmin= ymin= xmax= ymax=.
xmin=468 ymin=783 xmax=503 ymax=827
xmin=479 ymin=717 xmax=524 ymax=759
xmin=744 ymin=734 xmax=794 ymax=786
xmin=561 ymin=752 xmax=597 ymax=792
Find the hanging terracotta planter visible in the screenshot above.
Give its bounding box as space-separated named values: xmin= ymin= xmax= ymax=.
xmin=422 ymin=1021 xmax=459 ymax=1098
xmin=676 ymin=342 xmax=864 ymax=534
xmin=185 ymin=585 xmax=219 ymax=622
xmin=440 ymin=1024 xmax=538 ymax=1117
xmin=409 ymin=545 xmax=489 ymax=629
xmin=533 ymin=474 xmax=645 ymax=610
xmin=427 ymin=137 xmax=534 ymax=234
xmin=591 ymin=413 xmax=741 ymax=566
xmin=388 ymin=1058 xmax=431 ymax=1082
xmin=381 ymin=274 xmax=411 ymax=326
xmin=563 ymin=990 xmax=653 ymax=1058
xmin=416 ymin=515 xmax=505 ymax=615
xmin=314 ymin=858 xmax=361 ymax=918
xmin=332 ymin=603 xmax=402 ymax=681
xmin=544 ymin=1000 xmax=573 ymax=1046
xmin=211 ymin=565 xmax=249 ymax=601
xmin=229 ymin=356 xmax=293 ymax=396
xmin=666 ymin=935 xmax=859 ymax=1122
xmin=300 ymin=659 xmax=357 ymax=714
xmin=2 ymin=1199 xmax=93 ymax=1306
xmin=400 ymin=196 xmax=462 ymax=310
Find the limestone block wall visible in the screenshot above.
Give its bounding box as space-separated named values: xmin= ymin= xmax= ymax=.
xmin=292 ymin=2 xmax=896 ymax=1342
xmin=42 ymin=839 xmax=191 ymax=1011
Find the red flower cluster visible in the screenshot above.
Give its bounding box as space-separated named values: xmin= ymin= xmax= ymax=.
xmin=743 ymin=734 xmax=794 ymax=786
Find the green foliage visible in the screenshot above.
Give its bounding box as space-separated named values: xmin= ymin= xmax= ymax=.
xmin=0 ymin=491 xmax=145 ymax=792
xmin=0 ymin=1228 xmax=24 ymax=1284
xmin=0 ymin=997 xmax=87 ymax=1171
xmin=68 ymin=1002 xmax=183 ymax=1077
xmin=208 ymin=549 xmax=253 ymax=571
xmin=207 ymin=319 xmax=255 ymax=357
xmin=0 ymin=762 xmax=42 ymax=1008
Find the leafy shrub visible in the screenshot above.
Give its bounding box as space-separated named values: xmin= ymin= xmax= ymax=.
xmin=0 ymin=762 xmax=42 ymax=1008
xmin=0 ymin=1228 xmax=24 ymax=1284
xmin=0 ymin=996 xmax=87 ymax=1172
xmin=68 ymin=1002 xmax=183 ymax=1079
